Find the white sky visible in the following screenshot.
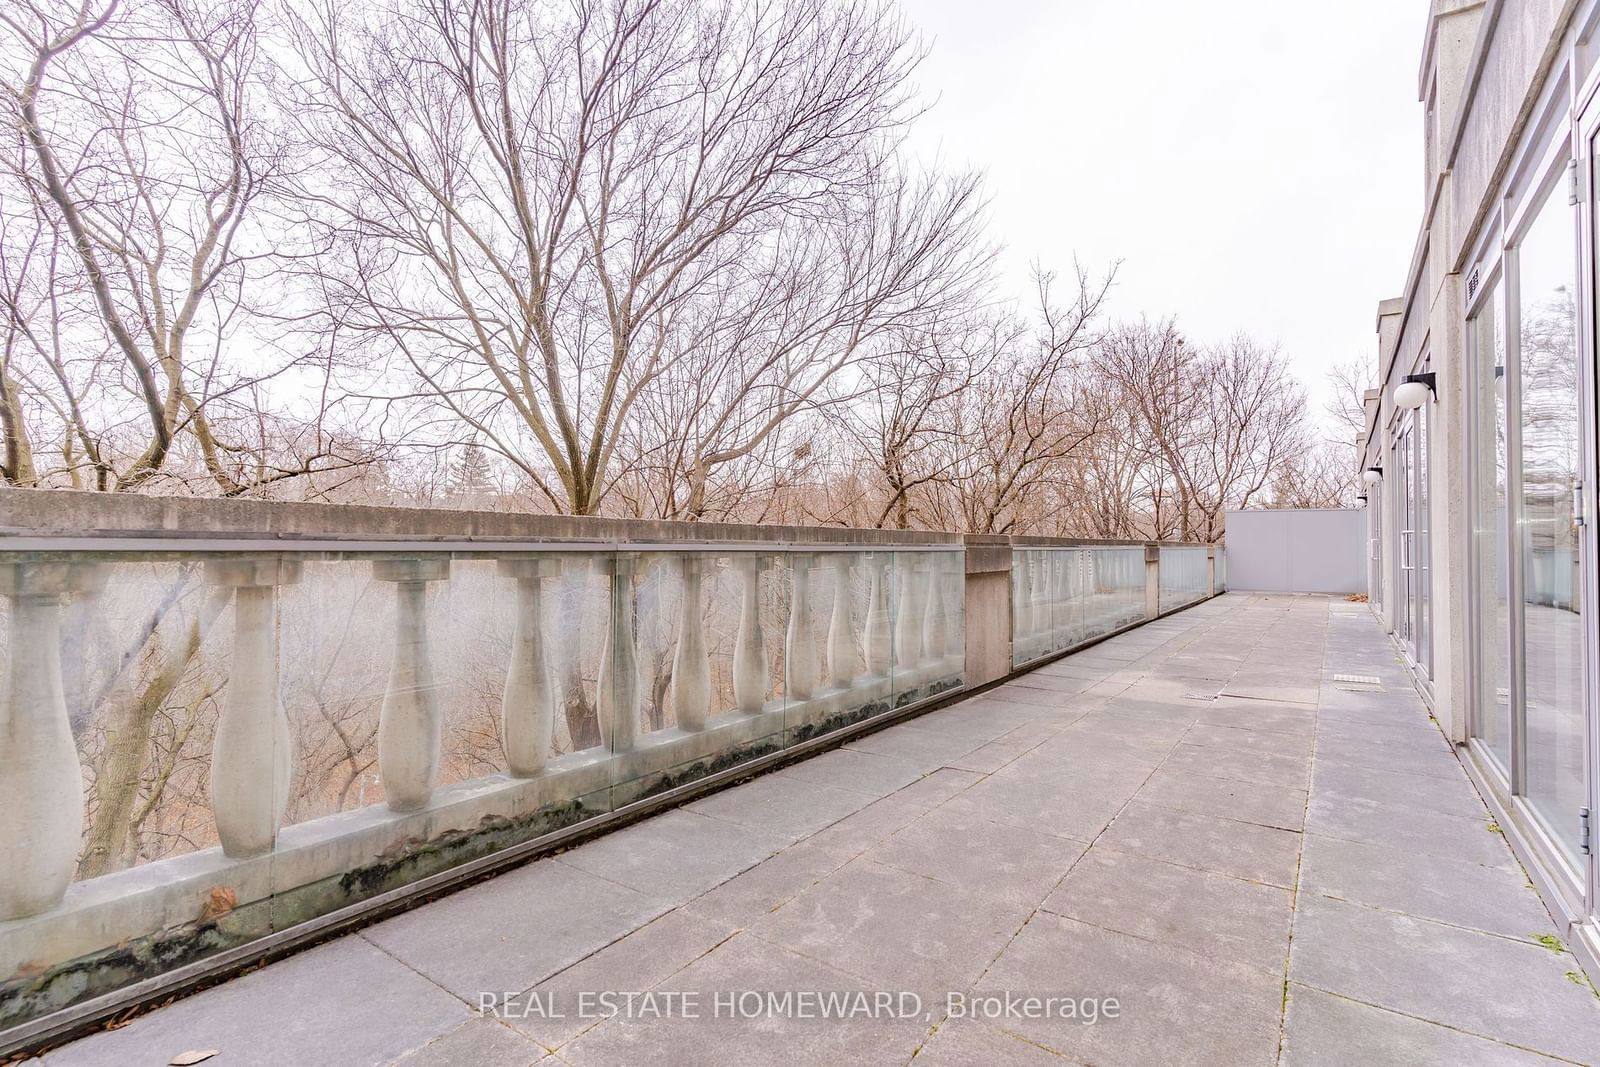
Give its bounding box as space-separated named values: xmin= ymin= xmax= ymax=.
xmin=898 ymin=0 xmax=1427 ymax=430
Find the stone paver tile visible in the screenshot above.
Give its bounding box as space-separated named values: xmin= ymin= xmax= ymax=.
xmin=509 ymin=907 xmax=740 ymax=1049
xmin=977 ymin=913 xmax=1282 ymax=1067
xmin=867 ymin=804 xmax=1088 ymax=903
xmin=392 ymin=1017 xmax=547 ymax=1066
xmin=945 ymin=734 xmax=1047 ymax=775
xmin=1280 ymin=985 xmax=1568 ymax=1067
xmin=1184 ymin=721 xmax=1315 ymax=758
xmin=1197 ymin=703 xmax=1318 ymax=739
xmin=1096 ymin=800 xmax=1302 ymax=888
xmin=776 ymin=746 xmax=926 ymax=797
xmin=1159 ymin=740 xmax=1310 ymax=790
xmin=914 ymin=701 xmax=1045 ymax=739
xmin=943 ymin=772 xmax=1131 ymax=840
xmin=804 ymin=792 xmax=933 ymax=855
xmin=44 ymin=939 xmax=470 ymax=1067
xmin=685 ymin=841 xmax=856 ymax=927
xmin=685 ymin=770 xmax=877 ymax=841
xmin=888 ymin=766 xmax=984 ymax=807
xmin=1310 ymin=758 xmax=1486 ymax=819
xmin=362 ymin=858 xmax=672 ymax=999
xmin=558 ymin=932 xmax=930 ymax=1067
xmin=843 ymin=722 xmax=988 ymax=771
xmin=1135 ymin=766 xmax=1306 ymax=831
xmin=750 ymin=857 xmax=1029 ymax=990
xmin=1007 ymin=673 xmax=1099 ymax=695
xmin=558 ymin=809 xmax=787 ymax=902
xmin=985 ymin=685 xmax=1083 ymax=710
xmin=911 ymin=1017 xmax=1071 ymax=1064
xmin=1042 ymin=847 xmax=1293 ymax=973
xmin=1304 ymin=794 xmax=1515 ymax=868
xmin=1219 ymin=683 xmax=1320 ymax=705
xmin=1313 ymin=735 xmax=1463 ymax=780
xmin=1298 ymin=833 xmax=1551 ymax=939
xmin=1289 ymin=893 xmax=1600 ymax=1063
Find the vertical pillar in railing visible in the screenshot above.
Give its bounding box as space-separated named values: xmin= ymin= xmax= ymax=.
xmin=865 ymin=552 xmax=893 ymax=678
xmin=596 ymin=554 xmax=640 ymax=752
xmin=0 ymin=563 xmax=102 ymax=919
xmin=1144 ymin=545 xmax=1161 ymax=619
xmin=894 ymin=554 xmax=924 ymax=669
xmin=672 ymin=555 xmax=712 ymax=731
xmin=206 ymin=557 xmax=300 ymax=858
xmin=1049 ymin=551 xmax=1068 ymax=646
xmin=732 ymin=555 xmax=767 ymax=714
xmin=826 ymin=554 xmax=856 ymax=689
xmin=922 ymin=555 xmax=947 ymax=664
xmin=1207 ymin=545 xmax=1217 ymax=596
xmin=785 ymin=554 xmax=818 ymax=701
xmin=375 ymin=558 xmax=449 ymax=811
xmin=1015 ymin=550 xmax=1033 ymax=650
xmin=499 ymin=556 xmax=558 ymax=776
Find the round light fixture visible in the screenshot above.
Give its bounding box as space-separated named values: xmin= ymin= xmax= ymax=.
xmin=1393 ymin=380 xmax=1430 ymax=409
xmin=1361 ymin=467 xmax=1382 ymax=486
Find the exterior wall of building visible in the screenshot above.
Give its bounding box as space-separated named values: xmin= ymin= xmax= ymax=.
xmin=1363 ymin=0 xmax=1600 ymax=981
xmin=1223 ymin=509 xmax=1366 ymax=594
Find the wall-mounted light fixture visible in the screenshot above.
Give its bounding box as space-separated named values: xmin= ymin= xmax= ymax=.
xmin=1393 ymin=371 xmax=1436 ymax=410
xmin=1361 ymin=466 xmax=1383 ymax=486
xmin=1355 ymin=493 xmax=1368 ymax=506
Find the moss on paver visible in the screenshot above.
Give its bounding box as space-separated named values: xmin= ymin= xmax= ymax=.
xmin=1532 ymin=934 xmax=1566 ymax=953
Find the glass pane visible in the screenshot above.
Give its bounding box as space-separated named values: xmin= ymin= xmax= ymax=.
xmin=1516 ymin=183 xmax=1584 ymax=862
xmin=1470 ymin=285 xmax=1512 ymax=771
xmin=1417 ymin=403 xmax=1432 ymax=674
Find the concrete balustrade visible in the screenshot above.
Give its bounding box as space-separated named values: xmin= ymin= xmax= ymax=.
xmin=0 ymin=563 xmax=104 ymax=920
xmin=784 ymin=554 xmax=819 ymax=701
xmin=206 ymin=558 xmax=301 ymax=858
xmin=374 ymin=558 xmax=450 ymax=812
xmin=731 ymin=554 xmax=768 ymax=714
xmin=499 ymin=556 xmax=560 ymax=776
xmin=0 ymin=489 xmax=1219 ymax=1043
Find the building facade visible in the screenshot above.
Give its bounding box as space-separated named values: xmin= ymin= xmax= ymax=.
xmin=1362 ymin=0 xmax=1600 ymax=974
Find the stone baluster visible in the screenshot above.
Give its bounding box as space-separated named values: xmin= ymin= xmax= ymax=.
xmin=1051 ymin=551 xmax=1069 ymax=644
xmin=374 ymin=558 xmax=450 ymax=812
xmin=499 ymin=557 xmax=559 ymax=776
xmin=732 ymin=555 xmax=768 ymax=714
xmin=921 ymin=557 xmax=947 ymax=663
xmin=1016 ymin=551 xmax=1035 ymax=643
xmin=864 ymin=553 xmax=893 ymax=678
xmin=785 ymin=554 xmax=818 ymax=701
xmin=826 ymin=554 xmax=856 ymax=689
xmin=596 ymin=555 xmax=640 ymax=752
xmin=0 ymin=563 xmax=103 ymax=919
xmin=893 ymin=555 xmax=924 ymax=668
xmin=206 ymin=558 xmax=301 ymax=858
xmin=672 ymin=556 xmax=712 ymax=731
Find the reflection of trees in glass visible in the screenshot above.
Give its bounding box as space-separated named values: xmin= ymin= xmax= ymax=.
xmin=1517 ymin=192 xmax=1579 ymax=609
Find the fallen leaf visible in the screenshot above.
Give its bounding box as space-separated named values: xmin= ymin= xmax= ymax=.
xmin=168 ymin=1051 xmax=218 ymax=1066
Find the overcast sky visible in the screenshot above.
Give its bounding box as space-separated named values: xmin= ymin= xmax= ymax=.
xmin=898 ymin=0 xmax=1426 ymax=431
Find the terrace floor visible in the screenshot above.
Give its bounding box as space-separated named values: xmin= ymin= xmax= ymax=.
xmin=43 ymin=594 xmax=1600 ymax=1066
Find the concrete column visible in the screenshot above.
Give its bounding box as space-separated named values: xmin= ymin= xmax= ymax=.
xmin=1144 ymin=545 xmax=1161 ymax=618
xmin=826 ymin=554 xmax=856 ymax=689
xmin=596 ymin=554 xmax=640 ymax=752
xmin=731 ymin=555 xmax=767 ymax=713
xmin=0 ymin=563 xmax=102 ymax=919
xmin=206 ymin=557 xmax=300 ymax=858
xmin=672 ymin=556 xmax=712 ymax=731
xmin=785 ymin=554 xmax=818 ymax=701
xmin=864 ymin=552 xmax=892 ymax=678
xmin=374 ymin=558 xmax=449 ymax=811
xmin=961 ymin=538 xmax=1012 ymax=684
xmin=498 ymin=556 xmax=559 ymax=776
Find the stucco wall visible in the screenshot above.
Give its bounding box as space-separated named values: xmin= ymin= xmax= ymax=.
xmin=1224 ymin=509 xmax=1366 ymax=594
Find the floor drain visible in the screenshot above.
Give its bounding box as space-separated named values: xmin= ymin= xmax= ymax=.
xmin=1332 ymin=672 xmax=1384 ymax=692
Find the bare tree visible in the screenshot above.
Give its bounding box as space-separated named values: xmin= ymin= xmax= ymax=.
xmin=292 ymin=0 xmax=988 ymax=517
